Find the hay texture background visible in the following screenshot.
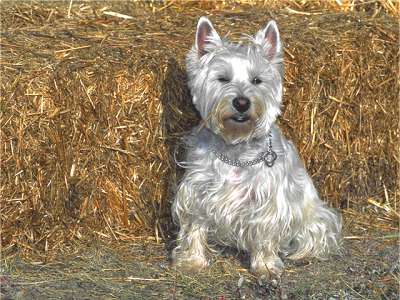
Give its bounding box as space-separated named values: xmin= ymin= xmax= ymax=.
xmin=1 ymin=1 xmax=398 ymax=259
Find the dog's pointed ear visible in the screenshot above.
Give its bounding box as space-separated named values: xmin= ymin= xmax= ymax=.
xmin=255 ymin=20 xmax=281 ymax=60
xmin=195 ymin=17 xmax=221 ymax=57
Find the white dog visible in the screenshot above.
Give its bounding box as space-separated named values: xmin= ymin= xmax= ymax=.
xmin=171 ymin=17 xmax=342 ymax=278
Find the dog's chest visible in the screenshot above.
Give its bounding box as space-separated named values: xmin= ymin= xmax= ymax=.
xmin=187 ymin=130 xmax=280 ymax=221
xmin=221 ymin=165 xmax=264 ymax=191
xmin=204 ymin=163 xmax=271 ymax=215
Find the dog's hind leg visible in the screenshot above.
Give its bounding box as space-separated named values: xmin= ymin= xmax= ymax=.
xmin=288 ymin=179 xmax=342 ymax=260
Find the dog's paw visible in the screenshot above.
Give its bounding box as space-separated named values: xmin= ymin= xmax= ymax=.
xmin=250 ymin=254 xmax=284 ymax=279
xmin=172 ymin=252 xmax=209 ymax=273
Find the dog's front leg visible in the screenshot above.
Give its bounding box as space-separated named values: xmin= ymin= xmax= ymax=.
xmin=171 ymin=179 xmax=209 ymax=272
xmin=250 ymin=251 xmax=284 ymax=278
xmin=172 ymin=223 xmax=209 ymax=272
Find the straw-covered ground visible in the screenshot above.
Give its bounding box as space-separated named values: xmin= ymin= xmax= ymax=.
xmin=1 ymin=236 xmax=399 ymax=299
xmin=1 ymin=0 xmax=399 ymax=299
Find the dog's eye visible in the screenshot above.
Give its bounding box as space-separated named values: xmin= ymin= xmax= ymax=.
xmin=217 ymin=77 xmax=230 ymax=83
xmin=252 ymin=77 xmax=262 ymax=85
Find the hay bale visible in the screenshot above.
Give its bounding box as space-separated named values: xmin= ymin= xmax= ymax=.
xmin=1 ymin=1 xmax=398 ymax=259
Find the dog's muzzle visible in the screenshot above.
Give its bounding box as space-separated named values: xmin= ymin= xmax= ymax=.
xmin=231 ymin=97 xmax=251 ymax=122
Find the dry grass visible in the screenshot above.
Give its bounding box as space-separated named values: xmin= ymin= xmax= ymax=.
xmin=2 ymin=238 xmax=398 ymax=298
xmin=1 ymin=0 xmax=398 ymax=260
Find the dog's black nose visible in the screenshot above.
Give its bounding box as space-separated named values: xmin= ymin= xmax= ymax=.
xmin=232 ymin=97 xmax=251 ymax=113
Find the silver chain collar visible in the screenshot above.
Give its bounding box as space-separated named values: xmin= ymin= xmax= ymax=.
xmin=210 ymin=132 xmax=277 ymax=168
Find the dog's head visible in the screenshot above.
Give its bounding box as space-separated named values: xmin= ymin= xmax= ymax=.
xmin=186 ymin=17 xmax=284 ymax=144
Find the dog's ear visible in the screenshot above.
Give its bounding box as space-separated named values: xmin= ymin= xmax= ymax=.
xmin=195 ymin=17 xmax=221 ymax=57
xmin=255 ymin=20 xmax=281 ymax=60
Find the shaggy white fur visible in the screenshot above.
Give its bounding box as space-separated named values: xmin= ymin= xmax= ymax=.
xmin=172 ymin=17 xmax=342 ymax=277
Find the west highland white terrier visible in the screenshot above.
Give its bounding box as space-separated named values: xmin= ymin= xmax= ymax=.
xmin=171 ymin=17 xmax=341 ymax=278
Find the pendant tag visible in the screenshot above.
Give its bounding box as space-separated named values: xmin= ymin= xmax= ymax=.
xmin=263 ymin=150 xmax=277 ymax=167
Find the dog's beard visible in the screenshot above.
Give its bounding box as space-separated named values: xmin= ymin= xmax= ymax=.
xmin=208 ymin=97 xmax=266 ymax=144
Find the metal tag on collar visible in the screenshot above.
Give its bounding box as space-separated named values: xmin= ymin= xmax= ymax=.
xmin=263 ymin=150 xmax=277 ymax=167
xmin=264 ymin=131 xmax=277 ymax=167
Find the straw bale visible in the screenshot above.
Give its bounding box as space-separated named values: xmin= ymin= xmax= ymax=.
xmin=1 ymin=1 xmax=398 ymax=259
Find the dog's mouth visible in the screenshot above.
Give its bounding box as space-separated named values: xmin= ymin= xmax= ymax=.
xmin=230 ymin=114 xmax=250 ymax=123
